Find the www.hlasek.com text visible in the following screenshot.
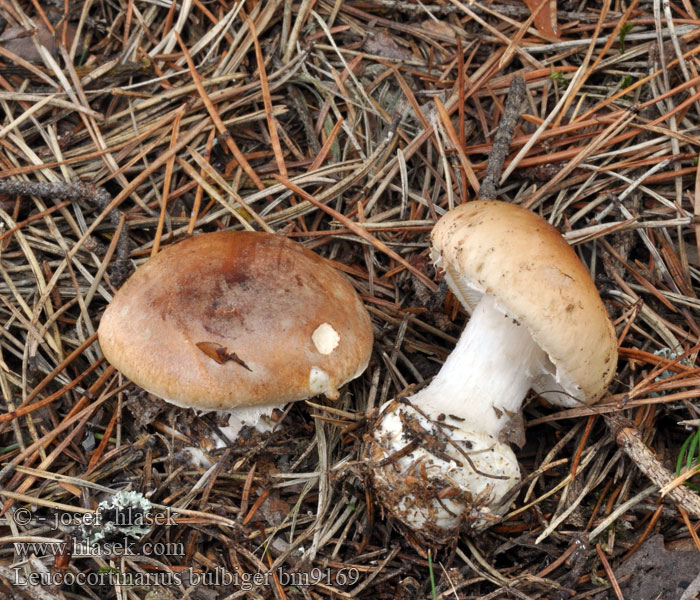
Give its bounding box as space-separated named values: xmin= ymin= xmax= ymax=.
xmin=14 ymin=537 xmax=184 ymax=558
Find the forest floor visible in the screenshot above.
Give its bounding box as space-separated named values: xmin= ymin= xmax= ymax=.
xmin=1 ymin=0 xmax=700 ymax=599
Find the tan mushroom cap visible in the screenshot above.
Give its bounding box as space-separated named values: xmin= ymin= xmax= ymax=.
xmin=98 ymin=231 xmax=373 ymax=411
xmin=431 ymin=201 xmax=617 ymax=407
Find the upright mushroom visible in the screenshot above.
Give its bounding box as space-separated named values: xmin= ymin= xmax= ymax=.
xmin=98 ymin=231 xmax=373 ymax=444
xmin=368 ymin=201 xmax=617 ymax=543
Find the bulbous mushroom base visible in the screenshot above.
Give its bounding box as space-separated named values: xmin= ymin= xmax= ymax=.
xmin=368 ymin=399 xmax=521 ymax=543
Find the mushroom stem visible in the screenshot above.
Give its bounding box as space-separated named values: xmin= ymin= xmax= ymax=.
xmin=412 ymin=293 xmax=549 ymax=438
xmin=368 ymin=294 xmax=547 ymax=539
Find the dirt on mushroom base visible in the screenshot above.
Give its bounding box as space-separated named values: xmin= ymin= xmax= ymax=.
xmin=367 ymin=398 xmax=521 ymax=544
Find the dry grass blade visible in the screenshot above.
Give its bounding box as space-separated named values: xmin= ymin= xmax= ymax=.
xmin=274 ymin=174 xmax=437 ymax=291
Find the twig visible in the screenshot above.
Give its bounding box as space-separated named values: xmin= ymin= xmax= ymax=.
xmin=606 ymin=412 xmax=700 ymax=519
xmin=478 ymin=76 xmax=526 ymax=200
xmin=0 ymin=180 xmax=131 ymax=286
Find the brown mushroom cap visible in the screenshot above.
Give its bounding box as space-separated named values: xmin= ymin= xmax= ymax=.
xmin=98 ymin=231 xmax=373 ymax=411
xmin=431 ymin=201 xmax=617 ymax=407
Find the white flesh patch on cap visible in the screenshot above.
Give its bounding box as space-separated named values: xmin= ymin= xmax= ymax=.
xmin=309 ymin=366 xmax=339 ymax=399
xmin=312 ymin=323 xmax=340 ymax=355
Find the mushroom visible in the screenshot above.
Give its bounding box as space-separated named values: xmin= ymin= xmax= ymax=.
xmin=368 ymin=201 xmax=617 ymax=543
xmin=98 ymin=231 xmax=373 ymax=451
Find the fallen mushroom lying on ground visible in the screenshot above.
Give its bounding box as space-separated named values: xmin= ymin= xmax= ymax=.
xmin=98 ymin=231 xmax=373 ymax=461
xmin=367 ymin=200 xmax=618 ymax=543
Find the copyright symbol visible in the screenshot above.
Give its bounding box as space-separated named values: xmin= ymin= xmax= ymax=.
xmin=13 ymin=508 xmax=32 ymax=526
